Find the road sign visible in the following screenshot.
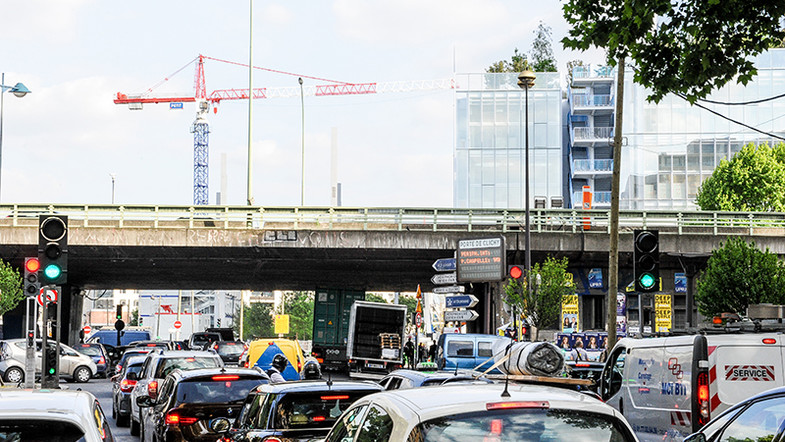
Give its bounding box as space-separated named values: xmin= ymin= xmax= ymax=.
xmin=37 ymin=287 xmax=58 ymax=306
xmin=415 ymin=312 xmax=422 ymax=327
xmin=433 ymin=285 xmax=465 ymax=294
xmin=457 ymin=237 xmax=506 ymax=282
xmin=445 ymin=294 xmax=479 ymax=309
xmin=431 ymin=272 xmax=457 ymax=285
xmin=173 ymin=320 xmax=182 ymax=329
xmin=432 ymin=258 xmax=456 ymax=272
xmin=444 ymin=309 xmax=479 ymax=322
xmin=82 ymin=325 xmax=91 ymax=335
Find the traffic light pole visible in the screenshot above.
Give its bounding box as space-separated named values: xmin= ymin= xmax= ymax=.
xmin=24 ymin=297 xmax=36 ymax=388
xmin=41 ymin=289 xmax=61 ymax=389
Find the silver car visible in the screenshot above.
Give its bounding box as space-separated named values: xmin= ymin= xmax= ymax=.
xmin=0 ymin=339 xmax=97 ymax=383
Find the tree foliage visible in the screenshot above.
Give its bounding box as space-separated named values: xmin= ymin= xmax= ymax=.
xmin=235 ymin=302 xmax=274 ymax=339
xmin=397 ymin=295 xmax=419 ymax=331
xmin=366 ymin=293 xmax=388 ymax=304
xmin=562 ymin=0 xmax=785 ymax=103
xmin=530 ymin=22 xmax=557 ymax=72
xmin=503 ymin=256 xmax=575 ymax=340
xmin=0 ymin=260 xmax=23 ymax=316
xmin=695 ymin=238 xmax=785 ymax=317
xmin=276 ymin=291 xmax=314 ymax=340
xmin=697 ymin=143 xmax=785 ymax=211
xmin=486 ymin=48 xmax=528 ymax=73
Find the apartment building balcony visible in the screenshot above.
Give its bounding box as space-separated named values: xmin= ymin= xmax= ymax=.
xmin=571 ymin=65 xmax=615 ymax=88
xmin=571 ymin=93 xmax=614 ymax=115
xmin=572 ymin=159 xmax=613 ymax=177
xmin=571 ymin=127 xmax=614 ymax=146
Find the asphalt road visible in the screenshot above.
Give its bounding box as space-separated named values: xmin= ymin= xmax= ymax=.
xmin=78 ymin=377 xmax=137 ymax=442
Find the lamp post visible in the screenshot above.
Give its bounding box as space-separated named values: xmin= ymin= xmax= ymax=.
xmin=110 ymin=173 xmax=116 ymax=204
xmin=517 ymin=68 xmax=536 ymax=301
xmin=0 ymin=73 xmax=31 ymax=201
xmin=299 ymin=77 xmax=305 ymax=206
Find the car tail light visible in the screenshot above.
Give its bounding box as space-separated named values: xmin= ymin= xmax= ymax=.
xmin=98 ymin=357 xmax=106 ymax=365
xmin=486 ymin=401 xmax=549 ymax=410
xmin=120 ymin=379 xmax=137 ymax=393
xmin=212 ymin=375 xmax=239 ymax=381
xmin=763 ymin=338 xmax=777 ymax=344
xmin=185 ymin=357 xmax=196 ymax=362
xmin=298 ymin=360 xmax=302 ymax=372
xmin=165 ymin=411 xmax=198 ymax=426
xmin=262 ymin=437 xmax=283 ymax=442
xmin=148 ymin=380 xmax=158 ymax=400
xmin=316 ymin=358 xmax=324 ymax=364
xmin=213 ymin=343 xmax=220 ymax=350
xmin=146 ymin=343 xmax=158 ymax=347
xmin=321 ymin=395 xmax=350 ymax=401
xmin=697 ymin=371 xmax=710 ymax=425
xmin=575 ymin=363 xmax=591 ymax=367
xmin=243 ymin=360 xmax=249 ymax=368
xmin=312 ymin=416 xmax=326 ymax=422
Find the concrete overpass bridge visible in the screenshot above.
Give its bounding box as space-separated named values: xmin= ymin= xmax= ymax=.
xmin=2 ymin=204 xmax=785 ymax=342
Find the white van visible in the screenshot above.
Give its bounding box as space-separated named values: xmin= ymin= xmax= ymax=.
xmin=600 ymin=333 xmax=784 ymax=441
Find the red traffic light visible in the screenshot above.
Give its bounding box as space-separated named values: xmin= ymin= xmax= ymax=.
xmin=509 ymin=265 xmax=523 ymax=279
xmin=25 ymin=258 xmax=40 ymax=273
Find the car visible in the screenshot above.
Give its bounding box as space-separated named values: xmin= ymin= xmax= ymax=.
xmin=563 ymin=360 xmax=604 ymax=392
xmin=225 ymin=380 xmax=384 ymax=442
xmin=0 ymin=339 xmax=97 ymax=384
xmin=0 ymin=388 xmax=114 ymax=441
xmin=435 ymin=333 xmax=511 ymax=374
xmin=129 ymin=340 xmax=176 ymax=350
xmin=74 ymin=342 xmax=110 ymax=378
xmin=323 ymin=382 xmax=638 ymax=441
xmin=684 ymin=386 xmax=785 ymax=442
xmin=187 ymin=332 xmax=222 ymax=350
xmin=136 ymin=367 xmax=268 ymax=442
xmin=208 ymin=340 xmax=248 ymax=365
xmin=113 ymin=347 xmax=152 ymax=375
xmin=111 ymin=354 xmax=147 ymax=427
xmin=129 ymin=349 xmax=224 ymax=437
xmin=378 ymin=368 xmax=492 ymax=390
xmin=244 ymin=338 xmax=307 ymax=380
xmin=88 ymin=329 xmax=152 ymax=346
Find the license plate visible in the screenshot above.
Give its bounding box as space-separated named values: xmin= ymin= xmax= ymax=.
xmin=367 ymin=363 xmax=384 ymax=369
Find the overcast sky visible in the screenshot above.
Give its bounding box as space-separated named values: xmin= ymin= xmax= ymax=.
xmin=0 ymin=0 xmax=604 ymax=208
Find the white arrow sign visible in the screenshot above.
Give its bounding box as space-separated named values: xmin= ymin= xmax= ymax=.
xmin=445 ymin=294 xmax=479 ymax=309
xmin=431 ymin=272 xmax=457 ymax=285
xmin=444 ymin=309 xmax=479 ymax=322
xmin=432 ymin=285 xmax=465 ymax=294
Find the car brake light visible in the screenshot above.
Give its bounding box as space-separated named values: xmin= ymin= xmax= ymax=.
xmin=575 ymin=363 xmax=591 ymax=367
xmin=298 ymin=360 xmax=302 ymax=371
xmin=490 ymin=418 xmax=503 ymax=435
xmin=165 ymin=411 xmax=198 ymax=426
xmin=148 ymin=380 xmax=158 ymax=399
xmin=212 ymin=375 xmax=240 ymax=381
xmin=185 ymin=357 xmax=196 ymax=362
xmin=316 ymin=358 xmax=324 ymax=364
xmin=262 ymin=437 xmax=283 ymax=442
xmin=213 ymin=343 xmax=220 ymax=350
xmin=268 ymin=342 xmax=275 ymax=346
xmin=120 ymin=379 xmax=137 ymax=393
xmin=98 ymin=357 xmax=106 ymax=364
xmin=321 ymin=395 xmax=350 ymax=401
xmin=243 ymin=361 xmax=249 ymax=368
xmin=312 ymin=416 xmax=326 ymax=422
xmin=697 ymin=371 xmax=710 ymax=425
xmin=763 ymin=338 xmax=777 ymax=344
xmin=486 ymin=401 xmax=549 ymax=410
xmin=146 ymin=344 xmax=158 ymax=347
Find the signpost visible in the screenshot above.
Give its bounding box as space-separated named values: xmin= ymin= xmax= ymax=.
xmin=432 ymin=258 xmax=456 ymax=272
xmin=82 ymin=325 xmax=92 ymax=336
xmin=433 ymin=285 xmax=465 ymax=294
xmin=431 ymin=272 xmax=457 ymax=285
xmin=173 ymin=320 xmax=182 ymax=329
xmin=445 ymin=294 xmax=479 ymax=309
xmin=37 ymin=287 xmax=58 ymax=306
xmin=444 ymin=310 xmax=479 ymax=322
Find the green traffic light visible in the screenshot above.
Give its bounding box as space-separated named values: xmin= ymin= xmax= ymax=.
xmin=48 ymin=368 xmax=55 ymax=375
xmin=639 ymin=273 xmax=656 ymax=289
xmin=43 ymin=264 xmax=62 ymax=280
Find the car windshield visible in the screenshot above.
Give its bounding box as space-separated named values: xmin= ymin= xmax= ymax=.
xmin=0 ymin=419 xmax=91 ymax=442
xmin=410 ymin=408 xmax=632 ymax=442
xmin=216 ymin=343 xmax=245 ymax=356
xmin=274 ymin=391 xmax=371 ymax=429
xmin=176 ymin=378 xmax=266 ymax=404
xmin=126 ymin=363 xmax=144 ymax=377
xmin=154 ymin=357 xmax=220 ymax=378
xmin=76 ymin=345 xmax=102 ymax=356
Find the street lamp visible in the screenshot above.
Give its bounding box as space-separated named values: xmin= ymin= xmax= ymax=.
xmin=0 ymin=73 xmax=31 ymax=201
xmin=517 ymin=67 xmax=536 ymax=301
xmin=299 ymin=77 xmax=305 ymax=206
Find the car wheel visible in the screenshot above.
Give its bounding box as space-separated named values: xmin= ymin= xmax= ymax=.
xmin=73 ymin=366 xmax=92 ymax=383
xmin=130 ymin=413 xmax=140 ymax=436
xmin=4 ymin=367 xmax=24 ymax=384
xmin=117 ymin=412 xmax=129 ymax=427
xmin=112 ymin=400 xmax=117 ymax=420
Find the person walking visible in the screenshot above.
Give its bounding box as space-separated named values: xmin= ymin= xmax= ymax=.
xmin=571 ymin=339 xmax=589 ymax=361
xmin=404 ymin=337 xmax=415 ymax=369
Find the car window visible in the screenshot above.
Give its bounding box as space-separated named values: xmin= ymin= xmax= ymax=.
xmin=601 ymin=347 xmax=626 ymax=399
xmin=0 ymin=419 xmax=89 ymax=441
xmin=385 ymin=377 xmax=402 ymax=390
xmin=274 ymin=391 xmax=372 ymax=429
xmin=76 ymin=345 xmax=102 ymax=356
xmin=699 ymin=406 xmax=739 ymax=441
xmin=154 ymin=356 xmax=221 ymax=378
xmin=477 ymin=341 xmax=494 ymax=358
xmin=216 ymin=342 xmax=245 ymax=356
xmin=158 ymin=378 xmax=176 ymax=404
xmin=717 ymin=397 xmax=785 ymax=442
xmin=175 ymin=378 xmax=265 ymax=404
xmin=356 ymin=405 xmax=393 ymax=442
xmin=399 ymin=378 xmax=415 ymax=390
xmin=326 ymin=404 xmax=369 ymax=442
xmin=447 ymin=340 xmax=473 ymax=357
xmin=378 ymin=377 xmax=391 ymax=389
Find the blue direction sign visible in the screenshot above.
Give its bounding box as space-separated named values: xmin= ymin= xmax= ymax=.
xmin=432 ymin=258 xmax=456 ymax=272
xmin=446 ymin=294 xmax=479 ymax=309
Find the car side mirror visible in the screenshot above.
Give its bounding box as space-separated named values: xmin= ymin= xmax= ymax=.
xmin=136 ymin=395 xmax=154 ymax=408
xmin=126 ymin=372 xmax=138 ymax=381
xmin=683 ymin=434 xmax=706 ymax=442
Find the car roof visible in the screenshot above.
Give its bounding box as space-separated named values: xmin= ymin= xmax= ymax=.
xmin=125 ymin=356 xmax=149 ymax=366
xmin=385 ymin=369 xmax=470 ymax=381
xmin=169 ymin=367 xmax=266 ymax=381
xmin=253 ymin=380 xmax=383 ymax=394
xmin=0 ymin=389 xmax=98 ymax=424
xmin=150 ymin=350 xmax=219 ymax=358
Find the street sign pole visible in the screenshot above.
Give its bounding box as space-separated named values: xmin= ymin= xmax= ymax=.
xmin=24 ymin=297 xmax=35 ymax=388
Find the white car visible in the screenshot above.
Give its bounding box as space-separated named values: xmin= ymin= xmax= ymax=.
xmin=0 ymin=389 xmax=114 ymax=441
xmin=0 ymin=339 xmax=97 ymax=383
xmin=324 ymin=382 xmax=638 ymax=441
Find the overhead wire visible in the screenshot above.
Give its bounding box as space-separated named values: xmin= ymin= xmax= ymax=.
xmin=676 ymin=93 xmax=785 ymax=141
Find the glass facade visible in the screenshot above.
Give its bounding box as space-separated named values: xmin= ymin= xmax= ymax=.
xmin=454 ymin=73 xmax=562 ymax=209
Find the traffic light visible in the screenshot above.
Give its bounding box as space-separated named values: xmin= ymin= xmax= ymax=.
xmin=508 ymin=265 xmax=524 ymax=280
xmin=634 ymin=229 xmax=659 ymax=292
xmin=43 ymin=342 xmax=58 ymax=380
xmin=38 ymin=215 xmax=68 ymax=285
xmin=23 ymin=257 xmax=40 ymax=296
xmin=216 ymin=318 xmax=221 ymax=327
xmin=116 ymin=305 xmax=123 ymax=320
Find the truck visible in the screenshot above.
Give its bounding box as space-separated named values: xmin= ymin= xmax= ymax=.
xmin=311 ymin=288 xmax=366 ymax=371
xmin=347 ymin=301 xmax=408 ymax=379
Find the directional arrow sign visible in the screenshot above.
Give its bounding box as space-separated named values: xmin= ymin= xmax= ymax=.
xmin=433 ymin=285 xmax=465 ymax=294
xmin=432 ymin=258 xmax=456 ymax=272
xmin=444 ymin=309 xmax=479 ymax=322
xmin=445 ymin=294 xmax=479 ymax=309
xmin=431 ymin=272 xmax=457 ymax=285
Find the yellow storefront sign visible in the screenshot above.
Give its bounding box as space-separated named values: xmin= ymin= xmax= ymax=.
xmin=274 ymin=314 xmax=290 ymax=335
xmin=655 ymin=294 xmax=672 ymax=332
xmin=562 ymin=294 xmax=579 ymax=331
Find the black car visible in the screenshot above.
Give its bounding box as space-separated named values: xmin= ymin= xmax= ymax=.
xmin=684 ymin=386 xmax=785 ymax=442
xmin=114 ymin=348 xmax=152 ymax=375
xmin=111 ymin=354 xmax=147 ymax=427
xmin=136 ymin=367 xmax=268 ymax=442
xmin=225 ymin=380 xmax=383 ymax=442
xmin=208 ymin=340 xmax=248 ymax=365
xmin=378 ymin=368 xmax=491 ymax=390
xmin=188 ymin=332 xmax=222 ymax=350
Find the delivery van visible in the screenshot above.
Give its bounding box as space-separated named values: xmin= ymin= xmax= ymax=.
xmin=244 ymin=338 xmax=306 ymax=381
xmin=600 ymin=333 xmax=785 ymax=441
xmin=435 ymin=333 xmax=511 ymax=374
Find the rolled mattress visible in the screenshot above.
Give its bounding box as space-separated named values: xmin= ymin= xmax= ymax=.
xmin=492 ymin=340 xmax=564 ymax=377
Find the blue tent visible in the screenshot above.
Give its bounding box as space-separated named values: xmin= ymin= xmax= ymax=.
xmin=252 ymin=342 xmax=299 ymax=380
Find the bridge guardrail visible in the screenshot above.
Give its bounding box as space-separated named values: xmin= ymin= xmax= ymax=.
xmin=2 ymin=204 xmax=785 ymax=236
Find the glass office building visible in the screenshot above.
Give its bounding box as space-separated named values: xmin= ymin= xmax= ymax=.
xmin=454 ymin=73 xmax=563 ymax=209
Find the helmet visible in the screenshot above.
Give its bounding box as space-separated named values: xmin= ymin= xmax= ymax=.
xmin=301 ymin=359 xmax=322 ymax=380
xmin=272 ymin=354 xmax=288 ymax=372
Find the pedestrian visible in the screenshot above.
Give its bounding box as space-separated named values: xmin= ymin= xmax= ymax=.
xmin=570 ymin=339 xmax=589 ymax=361
xmin=404 ymin=337 xmax=415 ymax=369
xmin=267 ymin=354 xmax=288 ymax=383
xmin=418 ymin=343 xmax=427 ymax=364
xmin=428 ymin=341 xmax=438 ymax=362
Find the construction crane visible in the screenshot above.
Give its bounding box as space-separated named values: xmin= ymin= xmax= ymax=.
xmin=114 ymin=55 xmax=454 ymax=205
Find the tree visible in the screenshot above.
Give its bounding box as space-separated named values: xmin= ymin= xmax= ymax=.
xmin=697 ymin=142 xmax=785 ymax=211
xmin=563 ymin=0 xmax=785 ymax=103
xmin=530 ymin=22 xmax=557 ymax=72
xmin=503 ymin=256 xmax=576 ymax=340
xmin=695 ymin=238 xmax=785 ymax=317
xmin=276 ymin=291 xmax=314 ymax=340
xmin=0 ymin=260 xmax=22 ymax=316
xmin=397 ymin=295 xmax=419 ymax=332
xmin=486 ymin=48 xmax=527 ymax=73
xmin=366 ymin=293 xmax=388 ymax=304
xmin=130 ymin=309 xmax=139 ymax=326
xmin=235 ymin=302 xmax=274 ymax=339
xmin=565 ymin=59 xmax=585 ymax=88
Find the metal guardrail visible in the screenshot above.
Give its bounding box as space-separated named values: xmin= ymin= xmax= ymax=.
xmin=573 ymin=159 xmax=613 ymax=172
xmin=573 ymin=127 xmax=614 ymax=140
xmin=3 ymin=204 xmax=785 ymax=236
xmin=572 ymin=94 xmax=613 ymax=107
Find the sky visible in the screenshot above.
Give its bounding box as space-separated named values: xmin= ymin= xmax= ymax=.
xmin=0 ymin=0 xmax=604 ymax=208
